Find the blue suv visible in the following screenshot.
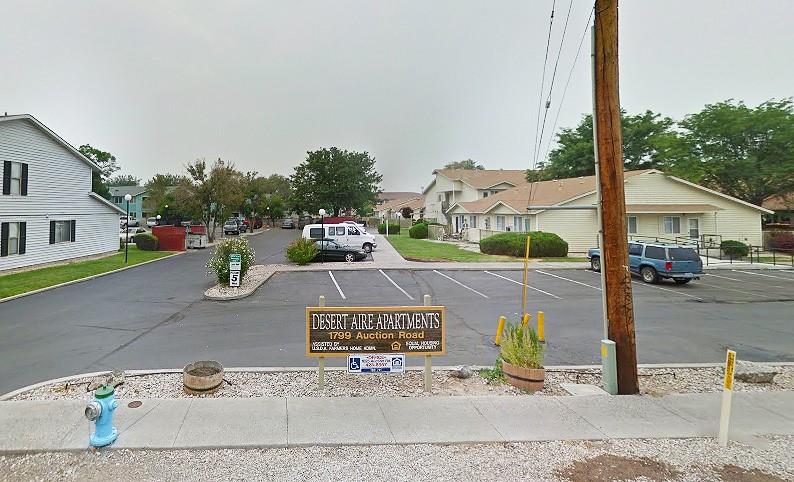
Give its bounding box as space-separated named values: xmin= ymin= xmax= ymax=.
xmin=587 ymin=241 xmax=703 ymax=284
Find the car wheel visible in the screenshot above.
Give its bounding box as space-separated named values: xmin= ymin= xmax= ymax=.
xmin=345 ymin=253 xmax=355 ymax=262
xmin=590 ymin=256 xmax=601 ymax=272
xmin=362 ymin=243 xmax=373 ymax=253
xmin=674 ymin=279 xmax=691 ymax=285
xmin=641 ymin=266 xmax=659 ymax=284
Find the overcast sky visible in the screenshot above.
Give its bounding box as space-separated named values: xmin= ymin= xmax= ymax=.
xmin=2 ymin=1 xmax=792 ymax=191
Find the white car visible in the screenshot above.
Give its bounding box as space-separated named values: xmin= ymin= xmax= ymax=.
xmin=119 ymin=227 xmax=146 ymax=243
xmin=146 ymin=217 xmax=158 ymax=228
xmin=119 ymin=215 xmax=140 ymax=228
xmin=343 ymin=220 xmax=366 ymax=230
xmin=302 ymin=223 xmax=377 ymax=253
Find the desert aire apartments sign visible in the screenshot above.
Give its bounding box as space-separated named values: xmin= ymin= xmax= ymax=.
xmin=305 ymin=306 xmax=446 ymax=357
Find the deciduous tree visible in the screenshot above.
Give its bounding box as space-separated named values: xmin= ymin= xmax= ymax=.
xmin=289 ymin=147 xmax=382 ymax=216
xmin=444 ymin=159 xmax=484 ymax=170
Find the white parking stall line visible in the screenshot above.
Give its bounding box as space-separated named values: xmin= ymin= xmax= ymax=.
xmin=630 ymin=281 xmax=703 ymax=301
xmin=703 ymin=273 xmax=751 ymax=283
xmin=328 ymin=271 xmax=346 ymax=300
xmin=379 ymin=269 xmax=414 ymax=300
xmin=433 ymin=270 xmax=490 ymax=299
xmin=484 ymin=271 xmax=563 ymax=300
xmin=583 ymin=270 xmax=704 ymax=300
xmin=535 ymin=269 xmax=601 ymax=291
xmin=697 ymin=282 xmax=769 ymax=298
xmin=732 ymin=270 xmax=794 ymax=281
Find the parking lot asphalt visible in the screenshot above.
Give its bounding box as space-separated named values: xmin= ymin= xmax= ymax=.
xmin=1 ymin=226 xmax=792 ymax=394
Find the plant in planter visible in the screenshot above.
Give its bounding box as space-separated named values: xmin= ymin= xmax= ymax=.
xmin=500 ymin=322 xmax=545 ymax=392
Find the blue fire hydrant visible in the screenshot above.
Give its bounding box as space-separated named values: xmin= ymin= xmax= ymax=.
xmin=84 ymin=385 xmax=118 ymax=447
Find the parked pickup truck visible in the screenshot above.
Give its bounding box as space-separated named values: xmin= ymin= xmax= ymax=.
xmin=587 ymin=241 xmax=703 ymax=284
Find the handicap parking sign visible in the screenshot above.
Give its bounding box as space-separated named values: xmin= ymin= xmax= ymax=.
xmin=349 ymin=357 xmax=361 ymax=372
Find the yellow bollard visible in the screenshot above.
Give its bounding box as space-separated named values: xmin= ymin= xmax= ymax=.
xmin=494 ymin=316 xmax=506 ymax=346
xmin=537 ymin=311 xmax=545 ymax=343
xmin=521 ymin=313 xmax=530 ymax=327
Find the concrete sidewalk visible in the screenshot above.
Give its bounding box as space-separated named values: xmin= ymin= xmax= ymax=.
xmin=1 ymin=392 xmax=792 ymax=452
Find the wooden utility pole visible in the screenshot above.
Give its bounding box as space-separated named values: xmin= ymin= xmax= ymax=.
xmin=593 ymin=0 xmax=638 ymax=394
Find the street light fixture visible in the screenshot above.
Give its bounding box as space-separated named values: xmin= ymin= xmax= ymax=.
xmin=319 ymin=208 xmax=326 ymax=264
xmin=124 ymin=193 xmax=132 ymax=263
xmin=156 ymin=214 xmax=161 ymax=226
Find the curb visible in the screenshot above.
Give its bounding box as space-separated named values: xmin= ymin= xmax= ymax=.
xmin=0 ymin=251 xmax=185 ymax=304
xmin=203 ymin=270 xmax=276 ymax=301
xmin=4 ymin=362 xmax=794 ymax=401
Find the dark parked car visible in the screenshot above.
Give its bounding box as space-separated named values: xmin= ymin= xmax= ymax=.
xmin=588 ymin=241 xmax=702 ymax=284
xmin=314 ymin=239 xmax=367 ymax=262
xmin=281 ymin=218 xmax=295 ymax=229
xmin=223 ymin=218 xmax=244 ymax=235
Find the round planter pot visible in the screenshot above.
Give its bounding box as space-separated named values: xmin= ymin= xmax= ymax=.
xmin=502 ymin=361 xmax=545 ymax=392
xmin=183 ymin=360 xmax=224 ymax=395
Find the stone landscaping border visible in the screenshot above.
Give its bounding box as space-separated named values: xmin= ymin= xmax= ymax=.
xmin=4 ymin=362 xmax=792 ymax=401
xmin=203 ymin=265 xmax=277 ymax=301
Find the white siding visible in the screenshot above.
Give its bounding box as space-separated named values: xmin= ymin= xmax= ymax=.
xmin=0 ymin=118 xmax=121 ymax=271
xmin=537 ymin=208 xmax=600 ymax=255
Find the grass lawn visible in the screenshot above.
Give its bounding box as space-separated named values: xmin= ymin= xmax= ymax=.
xmin=0 ymin=246 xmax=176 ymax=299
xmin=385 ymin=232 xmax=584 ymax=263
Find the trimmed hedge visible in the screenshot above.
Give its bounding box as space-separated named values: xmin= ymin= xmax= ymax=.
xmin=378 ymin=223 xmax=401 ymax=234
xmin=134 ymin=233 xmax=159 ymax=251
xmin=720 ymin=240 xmax=748 ymax=257
xmin=480 ymin=231 xmax=568 ymax=258
xmin=408 ymin=223 xmax=429 ymax=239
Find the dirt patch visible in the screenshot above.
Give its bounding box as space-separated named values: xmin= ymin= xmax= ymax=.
xmin=187 ymin=367 xmax=220 ymax=377
xmin=556 ymin=453 xmax=681 ymax=482
xmin=715 ymin=464 xmax=788 ymax=482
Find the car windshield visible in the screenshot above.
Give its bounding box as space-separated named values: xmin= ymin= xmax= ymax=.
xmin=225 ymin=219 xmax=237 ymax=224
xmin=669 ymin=247 xmax=700 ymax=261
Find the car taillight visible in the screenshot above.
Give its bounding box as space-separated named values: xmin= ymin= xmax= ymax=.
xmin=665 ymin=261 xmax=673 ymax=271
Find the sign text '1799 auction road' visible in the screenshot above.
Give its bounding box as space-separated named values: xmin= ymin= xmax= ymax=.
xmin=306 ymin=306 xmax=445 ymax=356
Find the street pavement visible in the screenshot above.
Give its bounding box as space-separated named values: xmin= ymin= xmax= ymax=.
xmin=1 ymin=227 xmax=794 ymax=394
xmin=1 ymin=391 xmax=792 ymax=451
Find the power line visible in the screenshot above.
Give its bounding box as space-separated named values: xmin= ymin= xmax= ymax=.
xmin=535 ymin=0 xmax=574 ymax=172
xmin=542 ymin=4 xmax=595 ymax=166
xmin=531 ymin=0 xmax=556 ymax=173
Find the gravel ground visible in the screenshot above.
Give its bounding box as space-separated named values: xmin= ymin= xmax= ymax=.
xmin=1 ymin=436 xmax=792 ymax=482
xmin=203 ymin=264 xmax=275 ymax=299
xmin=9 ymin=366 xmax=793 ymax=400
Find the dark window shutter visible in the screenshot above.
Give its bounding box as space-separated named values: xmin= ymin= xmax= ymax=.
xmin=18 ymin=222 xmax=26 ymax=254
xmin=2 ymin=161 xmax=10 ymax=195
xmin=49 ymin=221 xmax=56 ymax=244
xmin=20 ymin=163 xmax=28 ymax=196
xmin=70 ymin=220 xmax=76 ymax=242
xmin=1 ymin=223 xmax=8 ymax=256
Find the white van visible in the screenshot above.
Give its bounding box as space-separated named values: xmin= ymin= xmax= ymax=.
xmin=302 ymin=223 xmax=377 ymax=253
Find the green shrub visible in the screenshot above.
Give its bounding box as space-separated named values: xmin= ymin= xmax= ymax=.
xmin=206 ymin=237 xmax=256 ymax=285
xmin=721 ymin=240 xmax=749 ymax=257
xmin=408 ymin=223 xmax=428 ymax=239
xmin=286 ymin=238 xmax=318 ymax=265
xmin=480 ymin=231 xmax=568 ymax=258
xmin=500 ymin=322 xmax=544 ymax=369
xmin=119 ymin=238 xmax=124 ymax=251
xmin=377 ymin=223 xmax=401 ymax=234
xmin=134 ymin=233 xmax=159 ymax=251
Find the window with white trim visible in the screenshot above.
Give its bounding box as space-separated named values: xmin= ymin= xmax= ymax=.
xmin=8 ymin=222 xmax=20 ymax=254
xmin=513 ymin=216 xmax=522 ymax=232
xmin=496 ymin=216 xmax=505 ymax=230
xmin=662 ymin=216 xmax=680 ymax=234
xmin=469 ymin=215 xmax=477 ymax=228
xmin=524 ymin=217 xmax=531 ymax=232
xmin=627 ymin=216 xmax=638 ymax=235
xmin=54 ymin=221 xmax=72 ymax=243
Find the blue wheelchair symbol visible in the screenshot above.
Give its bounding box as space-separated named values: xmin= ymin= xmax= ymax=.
xmin=349 ymin=357 xmax=361 ymax=371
